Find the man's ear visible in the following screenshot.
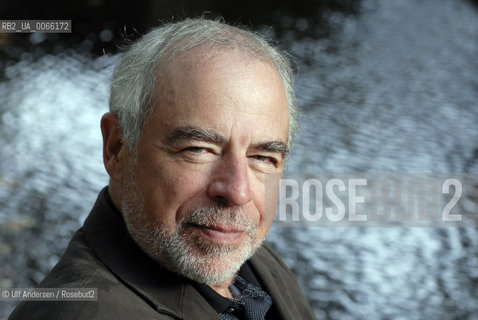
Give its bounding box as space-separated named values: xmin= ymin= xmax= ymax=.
xmin=100 ymin=112 xmax=126 ymax=183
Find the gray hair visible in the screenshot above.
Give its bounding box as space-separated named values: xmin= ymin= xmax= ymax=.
xmin=109 ymin=18 xmax=299 ymax=153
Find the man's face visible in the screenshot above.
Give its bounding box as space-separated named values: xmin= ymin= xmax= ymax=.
xmin=120 ymin=49 xmax=289 ymax=284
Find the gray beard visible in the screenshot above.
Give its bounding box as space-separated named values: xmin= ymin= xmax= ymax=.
xmin=120 ymin=176 xmax=264 ymax=285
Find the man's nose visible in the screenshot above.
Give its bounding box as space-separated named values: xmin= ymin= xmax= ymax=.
xmin=207 ymin=154 xmax=252 ymax=207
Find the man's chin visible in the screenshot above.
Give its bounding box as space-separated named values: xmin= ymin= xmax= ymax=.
xmin=121 ymin=199 xmax=263 ymax=284
xmin=162 ymin=236 xmax=262 ymax=285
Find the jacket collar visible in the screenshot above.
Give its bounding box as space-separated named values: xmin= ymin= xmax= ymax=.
xmin=249 ymin=248 xmax=298 ymax=320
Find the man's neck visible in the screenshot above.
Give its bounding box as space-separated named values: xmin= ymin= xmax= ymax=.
xmin=209 ymin=277 xmax=235 ymax=299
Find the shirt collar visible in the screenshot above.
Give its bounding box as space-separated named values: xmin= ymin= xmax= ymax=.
xmin=193 ymin=262 xmax=267 ymax=315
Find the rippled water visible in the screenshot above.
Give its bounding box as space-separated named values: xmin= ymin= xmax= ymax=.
xmin=1 ymin=0 xmax=478 ymax=319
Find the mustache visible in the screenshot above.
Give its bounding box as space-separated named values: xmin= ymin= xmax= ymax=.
xmin=179 ymin=206 xmax=257 ymax=234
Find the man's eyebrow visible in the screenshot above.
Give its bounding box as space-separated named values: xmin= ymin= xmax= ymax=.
xmin=251 ymin=141 xmax=289 ymax=158
xmin=166 ymin=127 xmax=227 ymax=145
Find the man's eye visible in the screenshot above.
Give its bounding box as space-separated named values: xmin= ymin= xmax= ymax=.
xmin=184 ymin=147 xmax=206 ymax=154
xmin=177 ymin=146 xmax=217 ymax=163
xmin=252 ymin=155 xmax=277 ymax=165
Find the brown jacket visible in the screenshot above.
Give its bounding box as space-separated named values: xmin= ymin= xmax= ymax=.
xmin=9 ymin=188 xmax=317 ymax=319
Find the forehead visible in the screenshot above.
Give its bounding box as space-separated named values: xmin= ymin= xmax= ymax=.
xmin=147 ymin=48 xmax=289 ymax=145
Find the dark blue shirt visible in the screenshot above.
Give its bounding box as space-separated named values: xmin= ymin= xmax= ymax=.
xmin=194 ymin=263 xmax=280 ymax=320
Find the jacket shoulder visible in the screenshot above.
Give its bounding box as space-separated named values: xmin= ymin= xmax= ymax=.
xmin=9 ymin=228 xmax=175 ymax=320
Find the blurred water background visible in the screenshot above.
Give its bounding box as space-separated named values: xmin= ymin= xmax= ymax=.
xmin=1 ymin=0 xmax=478 ymax=319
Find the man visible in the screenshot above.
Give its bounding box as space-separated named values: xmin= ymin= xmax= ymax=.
xmin=9 ymin=18 xmax=316 ymax=319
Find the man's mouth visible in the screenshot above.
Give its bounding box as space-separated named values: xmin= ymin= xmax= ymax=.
xmin=187 ymin=223 xmax=245 ymax=245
